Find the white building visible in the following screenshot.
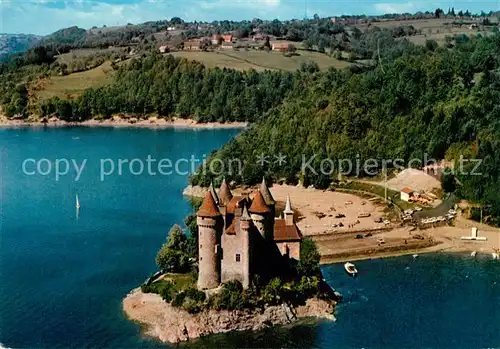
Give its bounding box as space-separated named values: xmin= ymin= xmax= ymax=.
xmin=400 ymin=187 xmax=414 ymax=202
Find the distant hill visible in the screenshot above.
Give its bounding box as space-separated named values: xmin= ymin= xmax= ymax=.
xmin=42 ymin=26 xmax=87 ymax=46
xmin=0 ymin=34 xmax=41 ymax=60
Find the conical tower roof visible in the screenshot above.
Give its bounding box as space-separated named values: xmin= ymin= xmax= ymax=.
xmin=259 ymin=177 xmax=275 ymax=206
xmin=197 ymin=191 xmax=221 ymax=217
xmin=249 ymin=190 xmax=270 ymax=214
xmin=209 ymin=181 xmax=219 ymax=205
xmin=241 ymin=202 xmax=251 ymax=221
xmin=218 ymin=178 xmax=233 ymax=206
xmin=284 ymin=195 xmax=293 ymax=214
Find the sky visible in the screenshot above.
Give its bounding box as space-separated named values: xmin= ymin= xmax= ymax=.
xmin=0 ymin=0 xmax=499 ymax=35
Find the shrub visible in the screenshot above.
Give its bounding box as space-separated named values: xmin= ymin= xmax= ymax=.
xmin=159 ymin=281 xmax=176 ymax=302
xmin=262 ymin=277 xmax=282 ymax=305
xmin=298 ymin=239 xmax=321 ymax=276
xmin=185 ymin=287 xmax=206 ymax=303
xmin=183 ymin=298 xmax=202 ymax=314
xmin=172 ymin=291 xmax=186 ymax=307
xmin=141 ymin=284 xmax=153 ymax=293
xmin=214 ymin=280 xmax=246 ymax=310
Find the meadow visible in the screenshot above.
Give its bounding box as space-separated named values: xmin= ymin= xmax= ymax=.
xmin=36 ymin=61 xmax=114 ymax=100
xmin=170 ymin=49 xmax=350 ymax=72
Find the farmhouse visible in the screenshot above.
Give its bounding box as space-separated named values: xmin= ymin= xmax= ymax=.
xmin=184 ymin=40 xmax=200 ymax=51
xmin=197 ymin=178 xmax=302 ymax=290
xmin=400 ymin=187 xmax=414 ymax=202
xmin=252 ymin=34 xmax=266 ymax=41
xmin=211 ymin=34 xmax=233 ymax=45
xmin=220 ymin=42 xmax=234 ymax=50
xmin=272 ymin=43 xmax=289 ymax=52
xmin=158 ymin=45 xmax=169 ymax=53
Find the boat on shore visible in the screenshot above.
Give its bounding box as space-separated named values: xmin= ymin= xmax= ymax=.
xmin=471 ymin=251 xmax=477 ymax=257
xmin=344 ymin=262 xmax=358 ymax=276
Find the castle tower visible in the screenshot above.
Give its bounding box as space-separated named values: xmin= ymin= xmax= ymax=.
xmin=209 ymin=180 xmax=219 ymax=206
xmin=248 ymin=190 xmax=270 ymax=239
xmin=259 ymin=177 xmax=276 ymax=209
xmin=284 ymin=195 xmax=294 ymax=226
xmin=239 ymin=203 xmax=252 ymax=288
xmin=259 ymin=177 xmax=276 ymax=238
xmin=197 ymin=191 xmax=222 ymax=290
xmin=218 ymin=178 xmax=233 ymax=217
xmin=218 ymin=178 xmax=233 ymax=207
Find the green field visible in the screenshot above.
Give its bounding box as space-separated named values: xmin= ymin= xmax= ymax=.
xmin=36 ymin=61 xmax=114 ymax=101
xmin=170 ymin=49 xmax=350 ymax=72
xmin=361 ymin=18 xmax=497 ymax=46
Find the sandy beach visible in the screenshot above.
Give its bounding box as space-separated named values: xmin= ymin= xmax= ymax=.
xmin=184 ymin=184 xmax=500 ymax=263
xmin=0 ymin=114 xmax=248 ymax=129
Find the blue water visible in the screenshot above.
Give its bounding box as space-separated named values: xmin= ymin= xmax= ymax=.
xmin=1 ymin=128 xmax=499 ymax=348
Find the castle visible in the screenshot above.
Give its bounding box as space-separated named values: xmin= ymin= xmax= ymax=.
xmin=196 ymin=178 xmax=302 ymax=290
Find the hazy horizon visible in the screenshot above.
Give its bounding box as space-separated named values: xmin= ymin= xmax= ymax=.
xmin=1 ymin=0 xmax=499 ymax=36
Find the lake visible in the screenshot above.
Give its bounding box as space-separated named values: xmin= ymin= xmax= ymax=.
xmin=1 ymin=127 xmax=499 ymax=348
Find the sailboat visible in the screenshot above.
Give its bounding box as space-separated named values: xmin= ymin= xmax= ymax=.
xmin=76 ymin=194 xmax=80 ymax=210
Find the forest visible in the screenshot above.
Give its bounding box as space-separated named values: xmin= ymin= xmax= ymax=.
xmin=188 ymin=33 xmax=500 ymax=225
xmin=36 ymin=55 xmax=301 ymax=122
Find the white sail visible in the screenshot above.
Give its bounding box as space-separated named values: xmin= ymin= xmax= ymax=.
xmin=76 ymin=194 xmax=80 ymax=209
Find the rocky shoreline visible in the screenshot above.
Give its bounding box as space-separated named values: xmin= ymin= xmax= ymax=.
xmin=123 ymin=288 xmax=335 ymax=344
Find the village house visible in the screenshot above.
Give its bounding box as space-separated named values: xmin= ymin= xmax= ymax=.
xmin=220 ymin=42 xmax=234 ymax=50
xmin=211 ymin=34 xmax=233 ymax=45
xmin=183 ymin=40 xmax=201 ymax=51
xmin=272 ymin=43 xmax=289 ymax=52
xmin=400 ymin=187 xmax=414 ymax=202
xmin=196 ymin=178 xmax=302 ymax=290
xmin=158 ymin=45 xmax=169 ymax=53
xmin=252 ymin=34 xmax=266 ymax=41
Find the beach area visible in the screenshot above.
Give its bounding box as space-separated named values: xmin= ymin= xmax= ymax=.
xmin=0 ymin=114 xmax=248 ymax=129
xmin=184 ymin=183 xmax=500 ymax=264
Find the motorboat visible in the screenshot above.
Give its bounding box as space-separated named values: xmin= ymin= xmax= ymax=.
xmin=471 ymin=251 xmax=477 ymax=257
xmin=344 ymin=262 xmax=358 ymax=276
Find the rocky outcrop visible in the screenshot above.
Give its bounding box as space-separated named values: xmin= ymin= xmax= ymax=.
xmin=123 ymin=288 xmax=335 ymax=343
xmin=182 ymin=185 xmax=208 ymax=198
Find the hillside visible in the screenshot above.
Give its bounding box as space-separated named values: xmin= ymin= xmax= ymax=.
xmin=0 ymin=34 xmax=41 ymax=60
xmin=169 ymin=50 xmax=349 ymax=72
xmin=189 ymin=33 xmax=500 ymax=225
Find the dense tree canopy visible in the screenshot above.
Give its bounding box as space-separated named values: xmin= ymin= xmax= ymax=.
xmin=189 ymin=33 xmax=500 ymax=225
xmin=37 ymin=54 xmax=300 ymax=122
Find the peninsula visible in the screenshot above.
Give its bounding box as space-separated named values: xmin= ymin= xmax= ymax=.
xmin=123 ymin=179 xmax=338 ymax=343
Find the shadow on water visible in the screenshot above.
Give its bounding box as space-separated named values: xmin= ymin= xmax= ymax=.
xmin=176 ymin=321 xmax=322 ymax=349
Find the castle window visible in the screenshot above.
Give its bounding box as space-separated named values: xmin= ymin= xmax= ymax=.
xmin=236 ymin=253 xmax=241 ymax=262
